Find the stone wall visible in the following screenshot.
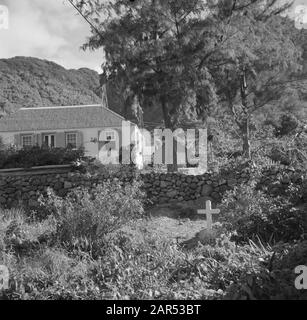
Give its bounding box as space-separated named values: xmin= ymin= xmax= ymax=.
xmin=0 ymin=167 xmax=240 ymax=209
xmin=0 ymin=165 xmax=305 ymax=209
xmin=141 ymin=172 xmax=235 ymax=204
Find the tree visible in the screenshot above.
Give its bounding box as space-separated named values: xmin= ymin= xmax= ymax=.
xmin=70 ymin=0 xmax=231 ymax=171
xmin=70 ymin=0 xmax=304 ymax=166
xmin=210 ymin=1 xmax=303 ymax=158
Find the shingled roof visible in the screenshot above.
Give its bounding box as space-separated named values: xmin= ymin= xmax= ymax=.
xmin=0 ymin=105 xmax=127 ymax=132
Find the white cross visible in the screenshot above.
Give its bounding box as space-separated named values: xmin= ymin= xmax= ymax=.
xmin=197 ymin=200 xmax=220 ymax=230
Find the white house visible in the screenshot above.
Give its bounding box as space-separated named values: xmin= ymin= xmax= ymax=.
xmin=0 ymin=104 xmax=144 ymax=168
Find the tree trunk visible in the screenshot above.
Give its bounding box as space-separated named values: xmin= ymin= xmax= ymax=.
xmin=242 ymin=117 xmax=251 ymax=159
xmin=160 ymin=96 xmax=178 ymax=172
xmin=240 ymin=68 xmax=251 ymax=159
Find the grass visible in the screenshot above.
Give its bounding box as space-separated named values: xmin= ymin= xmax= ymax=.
xmin=0 ymin=179 xmax=306 ymax=300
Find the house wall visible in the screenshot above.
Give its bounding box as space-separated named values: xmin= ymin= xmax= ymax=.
xmin=0 ymin=122 xmax=143 ymax=168
xmin=0 ymin=128 xmax=99 ymax=158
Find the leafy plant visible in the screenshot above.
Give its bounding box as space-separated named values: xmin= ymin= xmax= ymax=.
xmin=219 ymin=181 xmax=305 ymax=244
xmin=38 ymin=181 xmax=145 ymax=256
xmin=0 ymin=146 xmax=85 ymax=169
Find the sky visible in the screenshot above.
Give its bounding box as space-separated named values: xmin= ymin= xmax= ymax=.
xmin=0 ymin=0 xmax=306 ymax=73
xmin=0 ymin=0 xmax=105 ymax=72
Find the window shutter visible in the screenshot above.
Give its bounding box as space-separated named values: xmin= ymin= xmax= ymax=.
xmin=77 ymin=131 xmax=83 ymax=148
xmin=14 ymin=134 xmax=21 ymax=147
xmin=32 ymin=134 xmax=38 ymax=146
xmin=56 ymin=132 xmax=66 ymax=148
xmin=37 ymin=134 xmax=43 ymax=147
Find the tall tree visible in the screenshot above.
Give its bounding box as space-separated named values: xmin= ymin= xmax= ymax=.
xmin=210 ymin=0 xmax=303 ymax=158
xmin=71 ymin=0 xmax=303 ymax=165
xmin=71 ymin=0 xmax=226 ymax=170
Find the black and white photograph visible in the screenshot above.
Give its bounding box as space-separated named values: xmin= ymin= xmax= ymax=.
xmin=0 ymin=0 xmax=306 ymax=305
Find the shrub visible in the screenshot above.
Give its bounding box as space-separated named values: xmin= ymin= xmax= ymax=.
xmin=1 ymin=247 xmax=100 ymax=300
xmin=0 ymin=208 xmax=57 ymax=257
xmin=0 ymin=167 xmax=305 ymax=300
xmin=0 ymin=136 xmax=4 ymax=151
xmin=38 ymin=180 xmax=145 ymax=255
xmin=1 ymin=212 xmax=305 ymax=300
xmin=275 ymin=114 xmax=299 ymax=137
xmin=0 ymin=146 xmax=85 ymax=169
xmin=226 ymin=240 xmax=307 ymax=300
xmin=219 ymin=181 xmax=305 ymax=244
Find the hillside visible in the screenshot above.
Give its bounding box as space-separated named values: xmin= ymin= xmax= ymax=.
xmin=0 ymin=47 xmax=306 ymax=126
xmin=0 ymin=57 xmax=102 ymax=116
xmin=0 ymin=56 xmax=159 ymax=124
xmin=0 ymin=57 xmax=164 ymax=125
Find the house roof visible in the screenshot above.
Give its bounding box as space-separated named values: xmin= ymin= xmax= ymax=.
xmin=0 ymin=105 xmax=129 ymax=132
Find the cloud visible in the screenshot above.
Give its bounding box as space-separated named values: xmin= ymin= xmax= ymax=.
xmin=1 ymin=0 xmax=304 ymax=71
xmin=0 ymin=0 xmax=104 ymax=72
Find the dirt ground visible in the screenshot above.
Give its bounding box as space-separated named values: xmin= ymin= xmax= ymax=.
xmin=121 ymin=200 xmax=219 ymax=248
xmin=141 ymin=215 xmax=207 ymax=243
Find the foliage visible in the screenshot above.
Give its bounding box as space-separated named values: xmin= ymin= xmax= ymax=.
xmin=2 ymin=210 xmax=305 ymax=300
xmin=212 ymin=3 xmax=303 ymax=156
xmin=38 ymin=181 xmax=145 ymax=256
xmin=0 ymin=208 xmax=57 ymax=258
xmin=77 ymin=0 xmax=221 ymax=128
xmin=219 ymin=180 xmax=306 ymax=244
xmin=73 ymin=0 xmax=306 ymax=163
xmin=0 ymin=146 xmax=85 ymax=169
xmin=0 ymin=136 xmax=4 ymax=150
xmin=268 ymin=135 xmax=307 ymax=169
xmin=226 ymin=240 xmax=307 ymax=300
xmin=0 ymin=175 xmax=305 ymax=300
xmin=275 ymin=114 xmax=299 ymax=137
xmin=0 ymin=57 xmax=101 ymax=115
xmin=0 ymin=1 xmax=306 ymax=301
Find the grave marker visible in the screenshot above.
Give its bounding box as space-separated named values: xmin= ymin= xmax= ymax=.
xmin=197 ymin=200 xmax=220 ymax=230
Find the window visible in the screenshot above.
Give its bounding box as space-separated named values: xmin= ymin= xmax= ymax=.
xmin=66 ymin=132 xmax=77 ymax=148
xmin=43 ymin=134 xmax=55 ymax=148
xmin=22 ymin=135 xmax=33 ymax=147
xmin=105 ymin=131 xmax=116 ymax=141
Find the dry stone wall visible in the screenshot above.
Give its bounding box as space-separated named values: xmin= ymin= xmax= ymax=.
xmin=0 ymin=168 xmax=241 ymax=209
xmin=0 ymin=165 xmax=305 ymax=209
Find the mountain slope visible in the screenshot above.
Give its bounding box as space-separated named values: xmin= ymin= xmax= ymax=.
xmin=0 ymin=56 xmax=162 ymax=125
xmin=0 ymin=57 xmax=102 ymax=115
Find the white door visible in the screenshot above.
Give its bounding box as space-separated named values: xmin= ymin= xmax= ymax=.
xmin=43 ymin=134 xmax=55 ymax=147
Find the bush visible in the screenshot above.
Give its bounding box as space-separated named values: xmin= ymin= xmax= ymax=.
xmin=226 ymin=240 xmax=307 ymax=300
xmin=0 ymin=165 xmax=305 ymax=300
xmin=219 ymin=181 xmax=305 ymax=244
xmin=1 ymin=210 xmax=305 ymax=300
xmin=0 ymin=146 xmax=85 ymax=169
xmin=38 ymin=180 xmax=145 ymax=255
xmin=0 ymin=208 xmax=57 ymax=257
xmin=275 ymin=114 xmax=299 ymax=137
